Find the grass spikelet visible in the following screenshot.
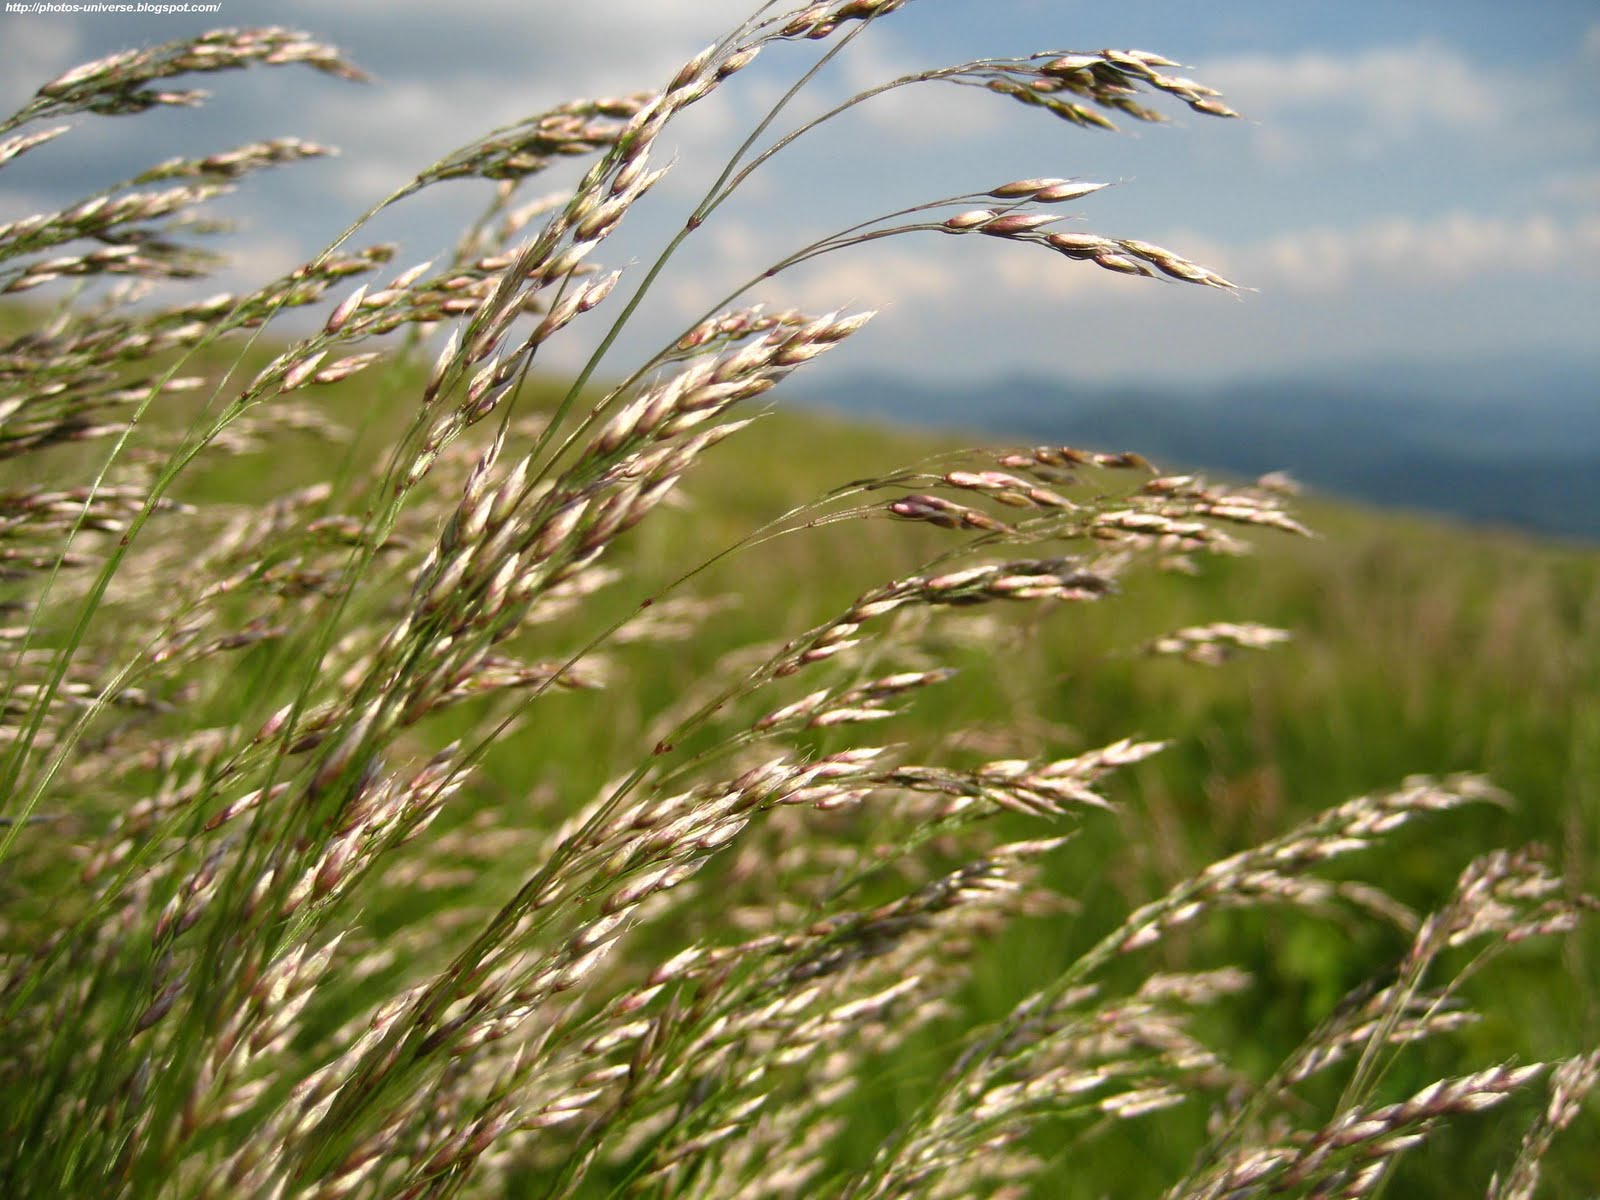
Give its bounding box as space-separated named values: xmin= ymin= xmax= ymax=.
xmin=0 ymin=7 xmax=1590 ymax=1200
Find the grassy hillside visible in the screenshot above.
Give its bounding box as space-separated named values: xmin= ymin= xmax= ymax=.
xmin=6 ymin=320 xmax=1598 ymax=1196
xmin=668 ymin=406 xmax=1600 ymax=1194
xmin=4 ymin=16 xmax=1595 ymax=1198
xmin=495 ymin=397 xmax=1600 ymax=1195
xmin=41 ymin=355 xmax=1596 ymax=1195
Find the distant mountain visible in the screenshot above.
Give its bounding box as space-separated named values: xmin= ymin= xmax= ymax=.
xmin=795 ymin=355 xmax=1600 ymax=541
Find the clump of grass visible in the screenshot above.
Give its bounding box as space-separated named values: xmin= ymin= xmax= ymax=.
xmin=0 ymin=6 xmax=1593 ymax=1198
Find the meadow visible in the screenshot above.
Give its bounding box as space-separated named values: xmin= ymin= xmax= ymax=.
xmin=1 ymin=7 xmax=1596 ymax=1198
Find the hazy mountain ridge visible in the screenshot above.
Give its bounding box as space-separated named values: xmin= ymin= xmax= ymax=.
xmin=802 ymin=355 xmax=1599 ymax=540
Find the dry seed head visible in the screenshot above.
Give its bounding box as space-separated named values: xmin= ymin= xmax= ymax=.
xmin=1034 ymin=180 xmax=1109 ymax=202
xmin=280 ymin=350 xmax=328 ymax=391
xmin=311 ymin=352 xmax=381 ymax=384
xmin=1102 ymin=48 xmax=1159 ymax=72
xmin=389 ymin=260 xmax=434 ymax=290
xmin=1148 ymin=71 xmax=1220 ymax=98
xmin=718 ymin=44 xmax=761 ymax=79
xmin=1041 ymin=54 xmax=1103 ymax=74
xmin=782 ymin=5 xmax=832 ymax=36
xmin=818 ymin=309 xmax=876 ymax=341
xmin=487 ymin=457 xmax=533 ymax=530
xmin=544 ymin=240 xmax=597 ymax=281
xmin=1046 ymin=232 xmax=1117 ymax=257
xmin=980 ymin=212 xmax=1063 ymax=236
xmin=0 ymin=125 xmax=68 ymax=165
xmin=360 ymin=287 xmax=405 ymax=308
xmin=1092 ymin=252 xmax=1154 ymax=277
xmin=579 ymin=269 xmax=623 ymax=312
xmin=310 ymin=703 xmax=382 ymax=797
xmin=531 ymin=498 xmax=592 ymax=559
xmin=1101 ymin=1086 xmax=1185 ymax=1118
xmin=570 ymin=911 xmax=630 ymax=955
xmin=573 ymin=193 xmax=632 ymax=242
xmin=426 ymin=328 xmax=462 ymax=395
xmin=469 ymin=302 xmax=522 ymax=362
xmin=1124 ymin=48 xmax=1182 ymax=67
xmin=945 ymin=208 xmax=999 ymax=230
xmin=772 ymin=339 xmax=833 ymax=367
xmin=669 ymin=43 xmax=718 ymax=94
xmin=989 ymin=177 xmax=1069 ymax=198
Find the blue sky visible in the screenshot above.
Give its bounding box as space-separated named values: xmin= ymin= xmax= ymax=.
xmin=1 ymin=1 xmax=1596 ymax=387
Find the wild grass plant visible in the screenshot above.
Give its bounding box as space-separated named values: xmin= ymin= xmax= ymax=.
xmin=1 ymin=6 xmax=1595 ymax=1197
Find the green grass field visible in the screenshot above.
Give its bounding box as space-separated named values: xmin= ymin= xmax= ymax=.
xmin=504 ymin=397 xmax=1600 ymax=1197
xmin=4 ymin=15 xmax=1596 ymax=1195
xmin=5 ymin=274 xmax=1595 ymax=1198
xmin=147 ymin=369 xmax=1600 ymax=1194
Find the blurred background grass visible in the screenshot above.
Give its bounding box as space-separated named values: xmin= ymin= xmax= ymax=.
xmin=6 ymin=313 xmax=1595 ymax=1193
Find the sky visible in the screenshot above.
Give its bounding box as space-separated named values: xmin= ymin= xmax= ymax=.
xmin=1 ymin=0 xmax=1596 ymax=390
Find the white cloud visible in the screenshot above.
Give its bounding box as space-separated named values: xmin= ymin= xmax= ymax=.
xmin=0 ymin=186 xmax=52 ymax=225
xmin=0 ymin=19 xmax=81 ymax=110
xmin=1205 ymin=42 xmax=1513 ymax=163
xmin=770 ymin=244 xmax=965 ymax=312
xmin=837 ymin=38 xmax=1002 ymax=143
xmin=1210 ymin=42 xmax=1494 ymax=127
xmin=212 ymin=230 xmax=307 ymax=292
xmin=325 ymin=0 xmax=760 ymax=98
xmin=913 ymin=208 xmax=1600 ymax=315
xmin=1175 ymin=210 xmax=1600 ymax=294
xmin=1542 ymin=170 xmax=1600 ymax=207
xmin=992 ymin=238 xmax=1139 ymax=303
xmin=4 ymin=6 xmax=1594 ymax=389
xmin=663 ymin=220 xmax=964 ymax=321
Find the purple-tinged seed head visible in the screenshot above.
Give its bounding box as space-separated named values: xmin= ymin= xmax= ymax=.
xmin=718 ymin=45 xmax=760 ymax=78
xmin=782 ymin=4 xmax=831 ymax=36
xmin=980 ymin=212 xmax=1061 ymax=236
xmin=989 ymin=177 xmax=1069 ymax=199
xmin=1034 ymin=180 xmax=1108 ymax=203
xmin=944 ymin=209 xmax=998 ymax=230
xmin=1094 ymin=253 xmax=1154 ymax=276
xmin=388 ymin=260 xmax=433 ymax=290
xmin=324 ymin=284 xmax=367 ymax=333
xmin=281 ymin=351 xmax=328 ymax=391
xmin=1046 ymin=232 xmax=1116 ymax=256
xmin=668 ymin=43 xmax=716 ymax=94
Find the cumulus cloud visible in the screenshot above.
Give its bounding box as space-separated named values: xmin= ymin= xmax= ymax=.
xmin=768 ymin=244 xmax=965 ymax=313
xmin=1542 ymin=170 xmax=1600 ymax=207
xmin=1232 ymin=211 xmax=1600 ymax=291
xmin=662 ymin=219 xmax=964 ymax=320
xmin=991 ymin=239 xmax=1141 ymax=303
xmin=0 ymin=19 xmax=80 ymax=109
xmin=0 ymin=0 xmax=764 ymax=211
xmin=1213 ymin=43 xmax=1490 ymax=121
xmin=1206 ymin=42 xmax=1514 ymax=163
xmin=932 ymin=208 xmax=1600 ymax=314
xmin=4 ymin=6 xmax=1594 ymax=387
xmin=319 ymin=0 xmax=759 ymax=102
xmin=836 ymin=39 xmax=1002 ymax=143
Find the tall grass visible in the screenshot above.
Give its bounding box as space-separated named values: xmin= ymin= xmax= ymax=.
xmin=1 ymin=7 xmax=1594 ymax=1197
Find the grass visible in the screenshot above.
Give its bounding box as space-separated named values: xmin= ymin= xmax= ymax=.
xmin=1 ymin=7 xmax=1596 ymax=1198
